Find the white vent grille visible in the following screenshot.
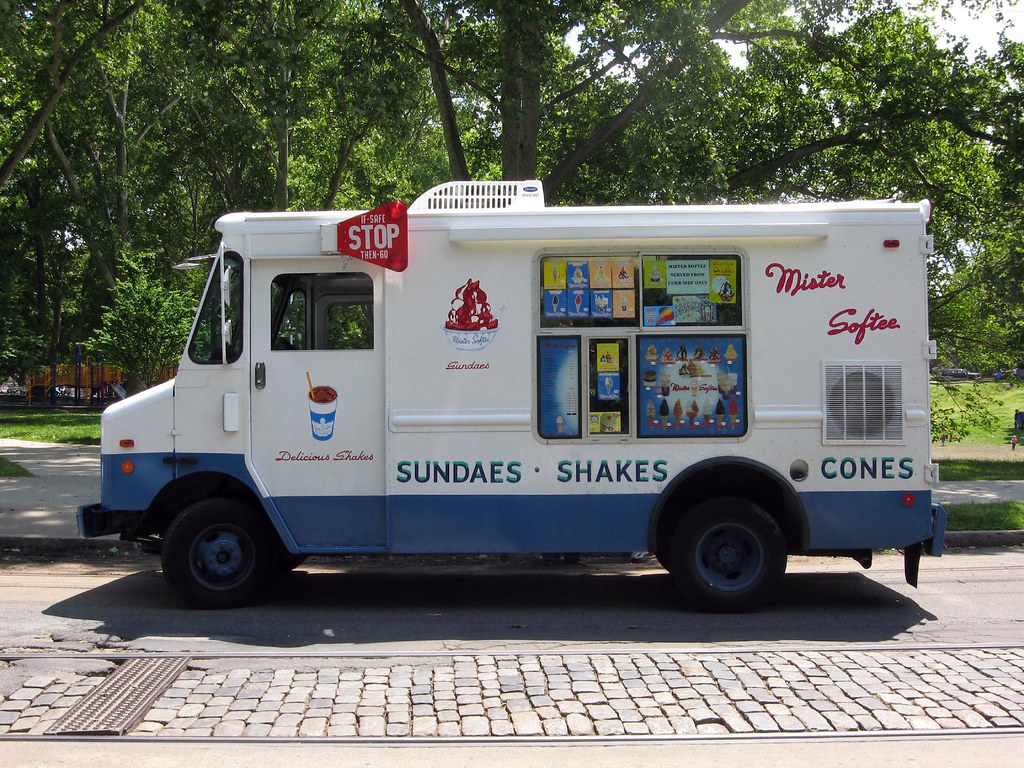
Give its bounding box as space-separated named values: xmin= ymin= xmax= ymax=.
xmin=410 ymin=180 xmax=545 ymax=212
xmin=824 ymin=363 xmax=904 ymax=443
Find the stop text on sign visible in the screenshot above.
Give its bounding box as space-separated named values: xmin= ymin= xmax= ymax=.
xmin=337 ymin=201 xmax=408 ymax=272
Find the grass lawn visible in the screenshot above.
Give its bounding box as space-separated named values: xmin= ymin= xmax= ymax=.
xmin=0 ymin=408 xmax=101 ymax=445
xmin=931 ymin=380 xmax=1024 ymax=446
xmin=0 ymin=456 xmax=32 ymax=477
xmin=937 ymin=459 xmax=1024 ymax=481
xmin=944 ymin=501 xmax=1024 ymax=532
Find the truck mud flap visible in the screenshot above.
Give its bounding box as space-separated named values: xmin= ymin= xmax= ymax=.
xmin=904 ymin=541 xmax=923 ymax=587
xmin=904 ymin=503 xmax=947 ymax=588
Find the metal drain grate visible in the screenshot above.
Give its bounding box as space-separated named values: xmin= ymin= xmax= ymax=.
xmin=47 ymin=656 xmax=191 ymax=736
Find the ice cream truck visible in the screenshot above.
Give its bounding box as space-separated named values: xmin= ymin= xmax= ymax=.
xmin=78 ymin=180 xmax=946 ymax=611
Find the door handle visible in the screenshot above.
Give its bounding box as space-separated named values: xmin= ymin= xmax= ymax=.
xmin=254 ymin=361 xmax=266 ymax=389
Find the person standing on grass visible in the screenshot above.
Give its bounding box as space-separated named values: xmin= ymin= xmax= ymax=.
xmin=1013 ymin=435 xmax=1018 ymax=451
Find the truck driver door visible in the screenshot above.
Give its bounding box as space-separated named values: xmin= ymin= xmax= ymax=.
xmin=248 ymin=263 xmax=387 ymax=551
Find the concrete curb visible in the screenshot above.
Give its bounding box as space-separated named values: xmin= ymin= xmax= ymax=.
xmin=944 ymin=529 xmax=1024 ymax=548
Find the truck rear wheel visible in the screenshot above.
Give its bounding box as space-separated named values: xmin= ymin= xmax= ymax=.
xmin=668 ymin=497 xmax=786 ymax=613
xmin=161 ymin=498 xmax=276 ymax=608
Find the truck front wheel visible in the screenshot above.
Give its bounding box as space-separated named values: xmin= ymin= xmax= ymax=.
xmin=668 ymin=498 xmax=786 ymax=613
xmin=162 ymin=498 xmax=276 ymax=608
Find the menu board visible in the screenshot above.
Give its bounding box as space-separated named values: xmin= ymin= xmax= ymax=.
xmin=641 ymin=255 xmax=742 ymax=327
xmin=637 ymin=334 xmax=746 ymax=438
xmin=537 ymin=336 xmax=581 ymax=439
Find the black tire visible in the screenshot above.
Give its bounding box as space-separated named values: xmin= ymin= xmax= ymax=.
xmin=668 ymin=497 xmax=787 ymax=613
xmin=161 ymin=497 xmax=276 ymax=609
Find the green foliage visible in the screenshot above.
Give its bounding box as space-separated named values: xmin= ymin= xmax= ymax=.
xmin=89 ymin=254 xmax=196 ymax=392
xmin=930 ymin=381 xmax=1002 ymax=443
xmin=930 ymin=379 xmax=1024 ymax=451
xmin=0 ymin=0 xmax=1022 ymax=378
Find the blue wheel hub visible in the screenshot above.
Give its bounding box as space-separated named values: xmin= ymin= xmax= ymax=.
xmin=190 ymin=526 xmax=253 ymax=589
xmin=695 ymin=523 xmax=764 ymax=591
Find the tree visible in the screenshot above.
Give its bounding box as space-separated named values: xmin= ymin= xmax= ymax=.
xmin=89 ymin=255 xmax=196 ymax=393
xmin=0 ymin=0 xmax=147 ymax=191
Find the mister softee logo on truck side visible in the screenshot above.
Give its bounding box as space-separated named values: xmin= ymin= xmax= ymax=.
xmin=443 ymin=278 xmax=500 ymax=352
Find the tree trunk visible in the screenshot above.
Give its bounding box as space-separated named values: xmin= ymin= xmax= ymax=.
xmin=499 ymin=11 xmax=542 ymax=180
xmin=398 ymin=0 xmax=470 ymax=180
xmin=274 ymin=117 xmax=289 ymax=211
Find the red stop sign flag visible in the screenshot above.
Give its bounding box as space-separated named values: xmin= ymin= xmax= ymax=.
xmin=337 ymin=201 xmax=408 ymax=272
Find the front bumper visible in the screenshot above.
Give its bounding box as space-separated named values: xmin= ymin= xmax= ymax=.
xmin=77 ymin=503 xmax=139 ymax=539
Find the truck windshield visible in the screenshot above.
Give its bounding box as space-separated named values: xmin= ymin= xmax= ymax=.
xmin=188 ymin=251 xmax=243 ymax=364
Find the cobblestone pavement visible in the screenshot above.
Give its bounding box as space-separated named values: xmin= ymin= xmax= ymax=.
xmin=2 ymin=647 xmax=1023 ymax=739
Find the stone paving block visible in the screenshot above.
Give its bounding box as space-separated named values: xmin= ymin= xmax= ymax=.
xmin=792 ymin=705 xmax=832 ymax=731
xmin=595 ymin=719 xmax=626 ymax=736
xmin=490 ymin=719 xmax=515 ymax=736
xmin=873 ymin=709 xmax=911 ymax=729
xmin=774 ymin=715 xmax=805 ymax=732
xmin=511 ymin=711 xmax=544 ymax=736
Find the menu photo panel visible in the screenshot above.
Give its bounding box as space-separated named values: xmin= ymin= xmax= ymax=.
xmin=637 ymin=334 xmax=747 ymax=438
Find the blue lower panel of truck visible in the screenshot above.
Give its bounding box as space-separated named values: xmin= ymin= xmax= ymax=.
xmin=270 ymin=490 xmax=935 ymax=555
xmin=86 ymin=452 xmax=940 ymax=555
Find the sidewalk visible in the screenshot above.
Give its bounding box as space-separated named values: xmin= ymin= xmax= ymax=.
xmin=1 ymin=438 xmax=1022 ymax=547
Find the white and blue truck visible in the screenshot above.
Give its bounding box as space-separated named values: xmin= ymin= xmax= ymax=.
xmin=79 ymin=180 xmax=946 ymax=611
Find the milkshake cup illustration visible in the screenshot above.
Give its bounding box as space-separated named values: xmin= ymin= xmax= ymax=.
xmin=306 ymin=372 xmax=337 ymax=441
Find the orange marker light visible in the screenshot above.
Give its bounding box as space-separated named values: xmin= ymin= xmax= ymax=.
xmin=119 ymin=439 xmax=135 ymax=448
xmin=121 ymin=460 xmax=135 ymax=475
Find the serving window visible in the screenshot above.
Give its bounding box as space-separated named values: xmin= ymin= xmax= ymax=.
xmin=535 ymin=252 xmax=747 ymax=441
xmin=539 ymin=253 xmax=743 ymax=330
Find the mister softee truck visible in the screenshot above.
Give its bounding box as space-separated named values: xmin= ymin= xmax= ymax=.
xmin=79 ymin=180 xmax=947 ymax=611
